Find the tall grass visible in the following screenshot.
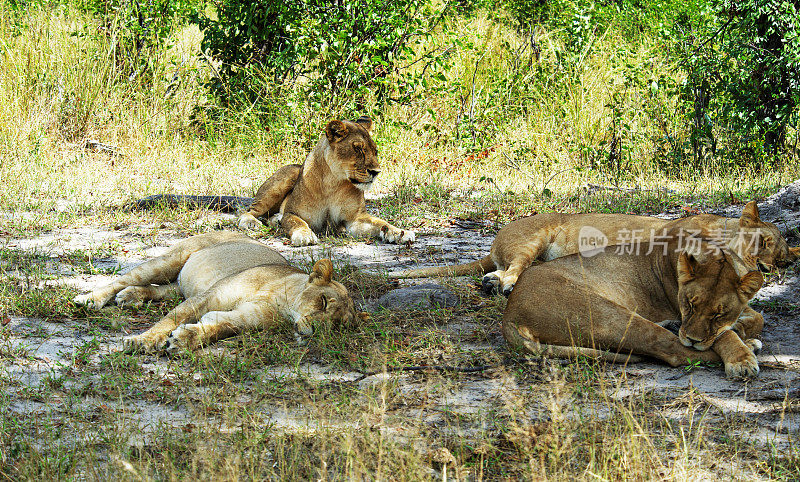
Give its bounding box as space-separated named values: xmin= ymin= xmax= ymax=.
xmin=1 ymin=2 xmax=796 ymax=224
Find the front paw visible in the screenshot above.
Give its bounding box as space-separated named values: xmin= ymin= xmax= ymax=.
xmin=744 ymin=338 xmax=763 ymax=355
xmin=237 ymin=213 xmax=263 ymax=230
xmin=163 ymin=324 xmax=203 ymax=355
xmin=290 ymin=227 xmax=319 ymax=246
xmin=724 ymin=350 xmax=759 ymax=378
xmin=122 ymin=333 xmax=167 ymax=354
xmin=382 ymin=227 xmax=415 ymax=244
xmin=74 ymin=291 xmax=112 ymax=309
xmin=657 ymin=319 xmax=682 ymax=335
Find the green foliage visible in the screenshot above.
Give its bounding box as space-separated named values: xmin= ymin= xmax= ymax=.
xmin=659 ymin=0 xmax=799 ymax=167
xmin=716 ymin=0 xmax=800 ymax=151
xmin=76 ymin=0 xmax=201 ymax=75
xmin=196 ymin=0 xmax=450 ymax=116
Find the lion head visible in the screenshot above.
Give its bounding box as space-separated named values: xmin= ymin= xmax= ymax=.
xmin=291 ymin=259 xmax=359 ymax=339
xmin=324 ymin=117 xmax=381 ymax=191
xmin=676 ymin=250 xmax=763 ymax=351
xmin=735 ymin=201 xmax=797 ymax=271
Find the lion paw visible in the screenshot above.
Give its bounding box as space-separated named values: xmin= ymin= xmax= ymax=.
xmin=73 ymin=291 xmax=112 ymax=309
xmin=122 ymin=333 xmax=167 ymax=354
xmin=724 ymin=351 xmax=760 ymax=378
xmin=745 ymin=338 xmax=763 ymax=355
xmin=163 ymin=324 xmax=203 ymax=355
xmin=115 ymin=287 xmax=146 ymax=308
xmin=657 ymin=319 xmax=682 ymax=335
xmin=382 ymin=227 xmax=415 ymax=244
xmin=290 ymin=227 xmax=319 ymax=246
xmin=237 ymin=213 xmax=263 ymax=230
xmin=481 ymin=276 xmax=499 ymax=295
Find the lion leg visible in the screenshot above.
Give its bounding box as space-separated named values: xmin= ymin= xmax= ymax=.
xmin=74 ymin=232 xmax=240 ymax=309
xmin=163 ymin=301 xmax=279 ymax=354
xmin=282 ymin=213 xmax=319 ymax=246
xmin=497 ymin=254 xmax=540 ymax=297
xmin=123 ymin=293 xmax=219 ymax=353
xmin=238 ymin=164 xmax=302 ymax=230
xmin=486 ymin=239 xmax=547 ymax=296
xmin=733 ymin=306 xmax=764 ymax=341
xmin=711 ymin=329 xmax=759 ymax=377
xmin=503 ymin=301 xmax=721 ymax=368
xmin=115 ymin=282 xmax=180 ymax=308
xmin=346 ymin=212 xmax=415 ymax=244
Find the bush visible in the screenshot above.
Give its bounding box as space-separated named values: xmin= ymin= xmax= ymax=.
xmin=196 ymin=0 xmax=449 ymax=116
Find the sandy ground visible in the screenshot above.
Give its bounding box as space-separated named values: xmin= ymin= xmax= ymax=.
xmin=2 ymin=193 xmax=799 ymax=461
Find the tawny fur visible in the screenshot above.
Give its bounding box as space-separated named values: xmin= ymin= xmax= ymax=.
xmin=74 ymin=231 xmax=358 ymax=354
xmin=502 ymin=233 xmax=765 ymax=377
xmin=393 ymin=202 xmax=797 ymax=296
xmin=237 ymin=117 xmax=415 ymax=246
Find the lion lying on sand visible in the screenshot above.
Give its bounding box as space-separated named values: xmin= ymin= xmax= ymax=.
xmin=393 ymin=201 xmax=797 ymax=296
xmin=74 ymin=231 xmax=359 ymax=354
xmin=502 ymin=233 xmax=765 ymax=377
xmin=237 ymin=117 xmax=415 ymax=246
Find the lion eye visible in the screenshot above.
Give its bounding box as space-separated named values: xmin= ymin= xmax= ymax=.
xmin=320 ymin=295 xmax=328 ymax=310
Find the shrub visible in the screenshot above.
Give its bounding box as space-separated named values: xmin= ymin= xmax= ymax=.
xmin=195 ymin=0 xmax=449 ymax=115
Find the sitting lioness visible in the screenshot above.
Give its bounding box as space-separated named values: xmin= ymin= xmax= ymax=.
xmin=393 ymin=201 xmax=798 ymax=295
xmin=236 ymin=117 xmax=415 ymax=247
xmin=73 ymin=231 xmax=358 ymax=354
xmin=502 ymin=234 xmax=765 ymax=377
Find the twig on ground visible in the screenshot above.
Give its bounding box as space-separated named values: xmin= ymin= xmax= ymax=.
xmin=350 ymin=364 xmax=499 ymax=383
xmin=66 ymin=139 xmax=123 ymax=159
xmin=585 ymin=183 xmax=677 ymax=196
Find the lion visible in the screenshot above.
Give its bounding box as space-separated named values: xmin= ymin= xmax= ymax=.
xmin=501 ymin=233 xmax=765 ymax=377
xmin=236 ymin=117 xmax=415 ymax=246
xmin=393 ymin=201 xmax=798 ymax=296
xmin=73 ymin=231 xmax=359 ymax=354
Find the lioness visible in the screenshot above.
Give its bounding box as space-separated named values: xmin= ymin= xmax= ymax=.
xmin=393 ymin=201 xmax=798 ymax=295
xmin=73 ymin=231 xmax=358 ymax=354
xmin=236 ymin=117 xmax=416 ymax=246
xmin=502 ymin=234 xmax=765 ymax=377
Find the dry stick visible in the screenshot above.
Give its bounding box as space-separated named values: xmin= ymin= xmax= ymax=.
xmin=349 ymin=356 xmax=574 ymax=383
xmin=349 ymin=364 xmax=499 ymax=383
xmin=468 ymin=52 xmax=487 ymax=146
xmin=584 ymin=183 xmax=677 ymax=195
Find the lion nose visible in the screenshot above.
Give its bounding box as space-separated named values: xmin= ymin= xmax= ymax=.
xmin=295 ymin=321 xmax=314 ymax=337
xmin=368 ymin=169 xmax=380 ymax=178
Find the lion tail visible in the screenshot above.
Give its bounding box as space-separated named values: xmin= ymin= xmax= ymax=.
xmin=389 ymin=255 xmax=495 ymax=279
xmin=125 ymin=195 xmax=254 ymax=213
xmin=502 ymin=319 xmax=643 ymax=364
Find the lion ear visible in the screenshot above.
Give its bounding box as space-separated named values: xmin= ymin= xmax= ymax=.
xmin=739 ymin=201 xmax=762 ymax=227
xmin=790 ymin=246 xmax=800 ymax=262
xmin=309 ymin=259 xmax=334 ymax=285
xmin=738 ymin=270 xmax=764 ymax=299
xmin=355 ymin=116 xmax=373 ymax=133
xmin=325 ymin=120 xmax=349 ymax=144
xmin=677 ymin=252 xmax=697 ymax=284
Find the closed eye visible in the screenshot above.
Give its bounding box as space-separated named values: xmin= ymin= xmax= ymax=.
xmin=320 ymin=295 xmax=328 ymax=310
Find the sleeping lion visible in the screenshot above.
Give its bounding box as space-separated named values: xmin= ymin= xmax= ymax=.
xmin=502 ymin=233 xmax=765 ymax=377
xmin=74 ymin=231 xmax=359 ymax=354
